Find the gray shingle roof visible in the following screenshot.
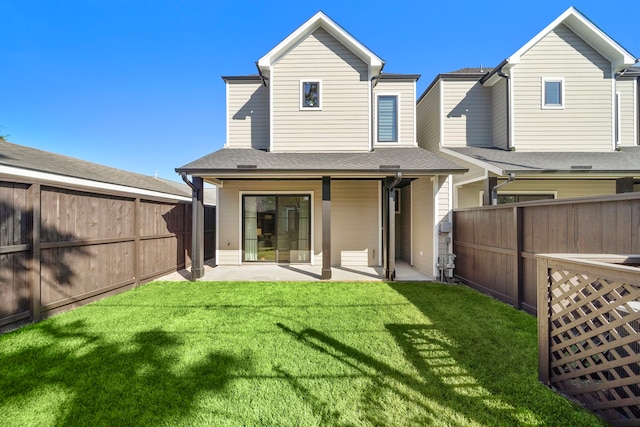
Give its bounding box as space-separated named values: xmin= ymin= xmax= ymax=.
xmin=177 ymin=147 xmax=467 ymax=176
xmin=448 ymin=146 xmax=640 ymax=174
xmin=0 ymin=140 xmax=191 ymax=198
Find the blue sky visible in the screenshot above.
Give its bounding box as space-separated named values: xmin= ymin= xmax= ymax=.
xmin=1 ymin=1 xmax=638 ymax=182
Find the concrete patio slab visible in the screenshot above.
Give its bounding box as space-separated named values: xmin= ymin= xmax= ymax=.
xmin=156 ymin=260 xmax=434 ymax=282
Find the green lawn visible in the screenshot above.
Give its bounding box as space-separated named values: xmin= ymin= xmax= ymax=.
xmin=0 ymin=281 xmax=604 ymax=426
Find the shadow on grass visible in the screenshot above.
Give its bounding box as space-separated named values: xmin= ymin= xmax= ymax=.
xmin=276 ymin=321 xmax=530 ymax=425
xmin=0 ymin=319 xmax=250 ymax=425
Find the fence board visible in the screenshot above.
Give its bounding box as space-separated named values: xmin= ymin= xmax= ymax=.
xmin=454 ymin=193 xmax=640 ymax=316
xmin=0 ymin=177 xmax=215 ymax=333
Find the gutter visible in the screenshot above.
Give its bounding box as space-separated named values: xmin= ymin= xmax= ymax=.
xmin=255 ymin=61 xmax=269 ymax=87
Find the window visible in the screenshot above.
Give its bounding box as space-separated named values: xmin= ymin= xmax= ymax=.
xmin=542 ymin=78 xmax=564 ymax=109
xmin=377 ymin=95 xmax=398 ymax=142
xmin=301 ymin=81 xmax=321 ymax=109
xmin=497 ymin=194 xmax=555 ymax=204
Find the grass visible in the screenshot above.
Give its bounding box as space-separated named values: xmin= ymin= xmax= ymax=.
xmin=0 ymin=281 xmax=605 ymax=426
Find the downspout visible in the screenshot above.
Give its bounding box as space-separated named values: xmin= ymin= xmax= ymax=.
xmin=491 ymin=173 xmax=515 ymax=205
xmin=496 ymin=67 xmax=512 ymax=150
xmin=370 ymin=63 xmax=386 ymax=152
xmin=385 ymin=172 xmax=402 ymax=280
xmin=255 ymin=61 xmax=268 ymax=87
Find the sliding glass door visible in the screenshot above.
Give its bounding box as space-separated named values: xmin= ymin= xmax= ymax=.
xmin=243 ymin=195 xmax=310 ymax=263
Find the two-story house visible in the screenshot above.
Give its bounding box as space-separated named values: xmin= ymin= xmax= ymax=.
xmin=177 ymin=12 xmax=466 ymax=280
xmin=417 ymin=7 xmax=640 ymax=208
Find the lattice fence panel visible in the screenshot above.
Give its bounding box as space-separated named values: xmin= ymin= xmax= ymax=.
xmin=548 ymin=268 xmax=640 ymax=425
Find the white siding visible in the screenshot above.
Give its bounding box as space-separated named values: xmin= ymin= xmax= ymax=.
xmin=373 ymin=80 xmax=415 ymax=147
xmin=491 ymin=78 xmax=508 ymax=149
xmin=411 ymin=177 xmax=434 ymax=276
xmin=227 ymin=81 xmax=269 ymax=149
xmin=331 ymin=181 xmax=379 ymax=266
xmin=513 ymin=24 xmax=613 ymax=151
xmin=617 ymin=78 xmax=637 ymax=147
xmin=271 ymin=28 xmax=370 ymax=151
xmin=442 ymin=79 xmax=492 ymax=147
xmin=416 ymin=82 xmax=441 ymax=152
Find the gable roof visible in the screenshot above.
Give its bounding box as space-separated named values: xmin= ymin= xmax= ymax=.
xmin=509 ymin=7 xmax=636 ymax=72
xmin=257 ymin=11 xmax=384 ymax=77
xmin=0 ymin=140 xmax=192 ymax=200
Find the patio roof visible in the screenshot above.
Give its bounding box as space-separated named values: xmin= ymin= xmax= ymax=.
xmin=176 ymin=147 xmax=467 ymax=179
xmin=445 ymin=146 xmax=640 ymax=176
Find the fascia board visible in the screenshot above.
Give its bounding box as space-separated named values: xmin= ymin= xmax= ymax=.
xmin=440 ymin=147 xmax=504 ymax=176
xmin=257 ymin=11 xmax=383 ymax=72
xmin=508 ymin=7 xmax=636 ymax=70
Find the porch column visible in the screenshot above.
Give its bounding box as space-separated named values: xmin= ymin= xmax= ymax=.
xmin=382 ymin=177 xmax=398 ymax=281
xmin=483 ymin=176 xmax=498 ymax=206
xmin=191 ymin=176 xmax=205 ymax=280
xmin=322 ymin=176 xmax=331 ymax=280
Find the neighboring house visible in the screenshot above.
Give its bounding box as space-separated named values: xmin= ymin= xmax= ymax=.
xmin=178 ymin=11 xmax=466 ymax=280
xmin=0 ymin=140 xmax=198 ymax=202
xmin=416 ymin=7 xmax=640 ymax=208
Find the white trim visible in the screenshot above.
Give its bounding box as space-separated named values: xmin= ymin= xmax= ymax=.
xmin=413 ymin=79 xmax=418 ymax=146
xmin=541 ymin=77 xmax=565 ymax=109
xmin=257 ymin=11 xmax=383 ymax=73
xmin=0 ymin=165 xmax=191 ymax=202
xmin=374 ymin=92 xmax=400 ymax=144
xmin=508 ymin=68 xmax=516 ymax=148
xmin=438 ymin=80 xmax=445 ymax=148
xmin=616 ymin=90 xmax=622 ymax=146
xmin=440 ymin=147 xmax=504 ymax=176
xmin=299 ymin=79 xmax=323 ymax=110
xmin=225 ymin=80 xmax=229 ymax=148
xmin=634 ymin=78 xmax=638 ymax=146
xmin=368 ymin=66 xmax=373 ymax=151
xmin=238 ymin=191 xmax=315 ymax=266
xmin=612 ymin=65 xmax=617 ymax=150
xmin=508 ymin=7 xmax=635 ymax=71
xmin=269 ymin=72 xmax=274 ymax=152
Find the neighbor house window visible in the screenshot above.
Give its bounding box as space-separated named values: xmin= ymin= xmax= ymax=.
xmin=542 ymin=78 xmax=564 ymax=109
xmin=377 ymin=95 xmax=398 ymax=142
xmin=301 ymin=81 xmax=321 ymax=109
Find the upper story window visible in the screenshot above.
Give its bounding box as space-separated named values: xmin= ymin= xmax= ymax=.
xmin=377 ymin=95 xmax=398 ymax=142
xmin=301 ymin=80 xmax=321 ymax=109
xmin=542 ymin=78 xmax=564 ymax=109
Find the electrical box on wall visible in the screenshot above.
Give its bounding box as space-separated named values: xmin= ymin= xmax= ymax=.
xmin=439 ymin=222 xmax=452 ymax=234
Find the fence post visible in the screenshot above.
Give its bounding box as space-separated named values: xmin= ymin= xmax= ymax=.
xmin=537 ymin=256 xmax=551 ymax=385
xmin=134 ymin=197 xmax=140 ymax=286
xmin=28 ymin=183 xmax=41 ymax=322
xmin=513 ymin=206 xmax=523 ymax=309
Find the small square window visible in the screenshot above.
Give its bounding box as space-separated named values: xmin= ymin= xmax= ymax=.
xmin=542 ymin=78 xmax=564 ymax=109
xmin=301 ymin=81 xmax=321 ymax=109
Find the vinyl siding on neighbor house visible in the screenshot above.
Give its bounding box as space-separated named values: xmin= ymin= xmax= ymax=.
xmin=373 ymin=80 xmax=416 ymax=146
xmin=617 ymin=78 xmax=637 ymax=147
xmin=271 ymin=28 xmax=370 ymax=152
xmin=512 ymin=24 xmax=613 ymax=152
xmin=227 ymin=81 xmax=269 ymax=149
xmin=443 ymin=79 xmax=492 ymax=147
xmin=416 ymin=82 xmax=441 ymax=152
xmin=491 ymin=78 xmax=508 ymax=149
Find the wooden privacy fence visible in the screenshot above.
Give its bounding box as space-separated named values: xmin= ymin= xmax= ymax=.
xmin=0 ymin=179 xmax=215 ymax=333
xmin=537 ymin=254 xmax=640 ymax=426
xmin=453 ymin=193 xmax=640 ymax=315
